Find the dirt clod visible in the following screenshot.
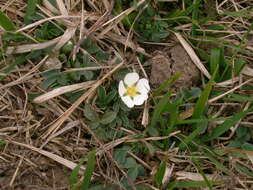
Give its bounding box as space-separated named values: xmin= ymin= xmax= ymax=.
xmin=149 ymin=45 xmax=200 ymax=89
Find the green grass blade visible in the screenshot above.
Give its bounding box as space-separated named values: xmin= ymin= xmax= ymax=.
xmin=153 ymin=73 xmax=181 ymax=96
xmin=149 ymin=90 xmax=172 ymax=135
xmin=154 ymin=161 xmax=166 ymax=187
xmin=0 ymin=50 xmax=43 ymax=81
xmin=24 ymin=0 xmax=38 ymax=24
xmin=81 ymin=150 xmax=96 ymax=190
xmin=225 ymin=93 xmax=253 ymax=102
xmin=167 ymin=102 xmax=179 ymax=131
xmin=192 ymin=77 xmax=215 ymax=119
xmin=0 ymin=11 xmax=16 ymax=31
xmin=210 ymin=48 xmax=221 ymax=80
xmin=179 ymin=71 xmax=216 ymax=149
xmin=236 ymin=163 xmax=253 ymax=178
xmin=167 ymin=180 xmax=222 ymax=189
xmin=191 ymin=0 xmax=202 ymax=37
xmin=202 ymin=106 xmax=253 ymax=142
xmin=221 ymin=10 xmax=252 ymax=17
xmin=205 ymin=154 xmax=232 ymax=176
xmin=176 ymin=117 xmax=225 ymax=125
xmin=0 ymin=56 xmax=26 ymax=81
xmin=70 ymin=159 xmax=85 ymax=185
xmin=192 ymin=158 xmax=212 ymax=190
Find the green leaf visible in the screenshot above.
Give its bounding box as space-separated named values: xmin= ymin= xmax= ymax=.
xmin=241 ymin=143 xmax=253 ymax=151
xmin=97 ymin=87 xmax=106 ymax=101
xmin=176 ymin=117 xmax=224 ymax=125
xmin=180 ymin=88 xmax=201 ymax=101
xmin=40 ymin=77 xmax=57 ymax=89
xmin=234 ymin=58 xmax=246 ymax=76
xmin=82 ymin=70 xmax=94 ymax=80
xmin=113 ymin=146 xmax=130 ymax=166
xmin=149 ymin=90 xmax=172 ymax=135
xmin=236 ymin=163 xmax=253 ymax=178
xmin=192 ymin=78 xmax=215 ymax=119
xmin=122 ymin=157 xmax=137 ymax=169
xmin=179 ymin=70 xmax=216 ymax=149
xmin=70 ymin=159 xmax=85 ymax=185
xmin=0 ymin=11 xmax=16 ymax=31
xmin=236 ymin=126 xmax=248 ymax=138
xmin=205 ymin=153 xmax=232 ymax=176
xmin=121 ymin=166 xmax=140 ymax=188
xmin=84 ymin=104 xmax=99 ymax=121
xmin=154 ymin=161 xmax=166 ymax=187
xmin=99 ymin=111 xmax=117 ymax=125
xmin=88 ymin=184 xmax=120 ymax=190
xmin=81 ymin=150 xmax=96 ymax=190
xmin=153 ymin=73 xmax=181 ymax=96
xmin=104 ymin=90 xmax=117 ymax=105
xmin=128 ymin=166 xmax=139 ymax=182
xmin=202 ymin=106 xmax=253 ymax=142
xmin=88 ymin=121 xmax=100 ymax=129
xmin=191 ymin=0 xmax=201 ymax=37
xmin=24 ymin=0 xmax=38 ymax=24
xmin=210 ymin=48 xmax=221 ymax=80
xmin=227 ymin=93 xmax=253 ymax=102
xmin=0 ymin=51 xmax=43 ymax=81
xmin=227 ymin=140 xmax=243 ymax=149
xmin=167 ymin=180 xmax=222 ymax=189
xmin=0 ymin=139 xmax=6 ymax=146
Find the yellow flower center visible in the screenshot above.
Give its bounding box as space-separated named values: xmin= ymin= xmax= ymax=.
xmin=126 ymin=85 xmax=139 ymax=97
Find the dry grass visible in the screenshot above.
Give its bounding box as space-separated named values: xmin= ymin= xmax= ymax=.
xmin=1 ymin=0 xmax=253 ymax=189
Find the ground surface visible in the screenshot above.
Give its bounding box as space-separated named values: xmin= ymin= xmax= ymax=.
xmin=1 ymin=0 xmax=253 ymax=190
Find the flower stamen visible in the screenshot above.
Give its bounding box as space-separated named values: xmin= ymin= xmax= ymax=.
xmin=118 ymin=72 xmax=150 ymax=108
xmin=126 ymin=85 xmax=139 ymax=97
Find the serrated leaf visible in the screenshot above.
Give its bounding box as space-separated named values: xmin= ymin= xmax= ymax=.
xmin=127 ymin=167 xmax=139 ymax=182
xmin=113 ymin=146 xmax=130 ymax=166
xmin=121 ymin=166 xmax=139 ymax=188
xmin=40 ymin=76 xmax=57 ymax=89
xmin=104 ymin=90 xmax=117 ymax=105
xmin=97 ymin=87 xmax=106 ymax=101
xmin=241 ymin=143 xmax=253 ymax=151
xmin=0 ymin=11 xmax=16 ymax=31
xmin=236 ymin=126 xmax=248 ymax=138
xmin=82 ymin=70 xmax=94 ymax=80
xmin=100 ymin=111 xmax=117 ymax=124
xmin=84 ymin=104 xmax=99 ymax=121
xmin=89 ymin=121 xmax=100 ymax=129
xmin=122 ymin=157 xmax=137 ymax=169
xmin=227 ymin=140 xmax=242 ymax=149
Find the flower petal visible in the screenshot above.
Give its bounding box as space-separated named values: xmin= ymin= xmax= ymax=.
xmin=136 ymin=78 xmax=150 ymax=94
xmin=124 ymin=72 xmax=139 ymax=86
xmin=133 ymin=94 xmax=148 ymax=106
xmin=118 ymin=80 xmax=126 ymax=97
xmin=121 ymin=96 xmax=135 ymax=108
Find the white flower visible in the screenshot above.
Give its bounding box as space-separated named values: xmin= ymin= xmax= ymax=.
xmin=118 ymin=72 xmax=150 ymax=108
